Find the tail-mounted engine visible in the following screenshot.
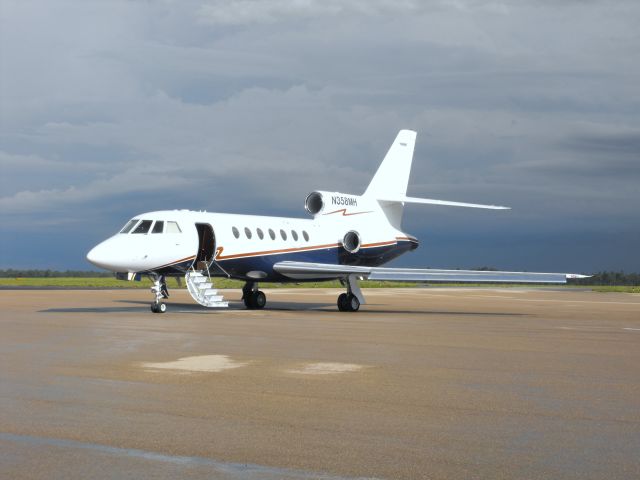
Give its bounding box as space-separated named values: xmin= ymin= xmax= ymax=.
xmin=342 ymin=230 xmax=361 ymax=253
xmin=304 ymin=191 xmax=365 ymax=217
xmin=305 ymin=191 xmax=325 ymax=215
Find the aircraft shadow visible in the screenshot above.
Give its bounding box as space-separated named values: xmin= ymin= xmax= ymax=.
xmin=356 ymin=309 xmax=529 ymax=317
xmin=40 ymin=300 xmax=529 ymax=317
xmin=40 ymin=307 xmax=150 ymax=313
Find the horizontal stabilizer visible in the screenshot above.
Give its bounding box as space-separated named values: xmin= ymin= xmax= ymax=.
xmin=380 ymin=196 xmax=510 ymax=210
xmin=274 ymin=261 xmax=589 ymax=284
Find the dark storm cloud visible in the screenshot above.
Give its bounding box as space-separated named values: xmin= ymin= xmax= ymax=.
xmin=563 ymin=132 xmax=640 ymax=158
xmin=1 ymin=0 xmax=639 ymax=270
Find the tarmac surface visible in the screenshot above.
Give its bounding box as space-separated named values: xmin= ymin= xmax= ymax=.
xmin=1 ymin=287 xmax=639 ymax=480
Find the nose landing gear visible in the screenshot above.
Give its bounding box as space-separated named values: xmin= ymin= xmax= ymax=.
xmin=151 ymin=301 xmax=167 ymax=313
xmin=150 ymin=275 xmax=168 ymax=313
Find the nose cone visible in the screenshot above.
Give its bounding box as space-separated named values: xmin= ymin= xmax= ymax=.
xmin=86 ymin=241 xmax=116 ymax=270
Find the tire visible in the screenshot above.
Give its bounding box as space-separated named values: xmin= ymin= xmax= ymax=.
xmin=244 ymin=295 xmax=255 ymax=309
xmin=151 ymin=303 xmax=158 ymax=313
xmin=253 ymin=291 xmax=266 ymax=309
xmin=337 ymin=293 xmax=349 ymax=312
xmin=158 ymin=302 xmax=167 ymax=313
xmin=348 ymin=294 xmax=360 ymax=312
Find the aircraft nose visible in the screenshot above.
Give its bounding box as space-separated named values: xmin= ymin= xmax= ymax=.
xmin=86 ymin=242 xmax=113 ymax=270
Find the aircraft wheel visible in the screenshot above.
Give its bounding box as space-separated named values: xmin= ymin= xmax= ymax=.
xmin=244 ymin=295 xmax=255 ymax=309
xmin=347 ymin=294 xmax=360 ymax=312
xmin=253 ymin=291 xmax=266 ymax=309
xmin=337 ymin=293 xmax=349 ymax=312
xmin=151 ymin=302 xmax=166 ymax=313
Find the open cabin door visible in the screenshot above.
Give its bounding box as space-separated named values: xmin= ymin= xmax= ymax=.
xmin=195 ymin=223 xmax=215 ymax=269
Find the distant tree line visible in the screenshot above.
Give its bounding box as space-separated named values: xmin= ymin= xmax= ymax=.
xmin=1 ymin=269 xmax=638 ymax=285
xmin=569 ymin=271 xmax=640 ymax=286
xmin=0 ymin=269 xmax=113 ymax=278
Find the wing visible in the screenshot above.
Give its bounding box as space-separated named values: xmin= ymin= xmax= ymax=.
xmin=273 ymin=261 xmax=589 ymax=283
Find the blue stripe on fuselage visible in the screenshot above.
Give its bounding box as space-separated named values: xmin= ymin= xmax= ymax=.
xmin=218 ymin=241 xmax=415 ymax=281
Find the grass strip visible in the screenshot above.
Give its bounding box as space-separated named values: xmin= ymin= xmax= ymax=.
xmin=0 ymin=277 xmax=638 ymax=293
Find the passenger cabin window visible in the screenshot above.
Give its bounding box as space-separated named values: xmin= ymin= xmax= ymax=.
xmin=291 ymin=230 xmax=298 ymax=241
xmin=120 ymin=219 xmax=138 ymax=234
xmin=244 ymin=227 xmax=252 ymax=239
xmin=152 ymin=221 xmax=164 ymax=234
xmin=269 ymin=229 xmax=276 ymax=240
xmin=166 ymin=221 xmax=181 ymax=233
xmin=132 ymin=220 xmax=152 ymax=234
xmin=257 ymin=228 xmax=264 ymax=240
xmin=280 ymin=229 xmax=287 ymax=241
xmin=303 ymin=230 xmax=309 ymax=242
xmin=232 ymin=226 xmax=240 ymax=238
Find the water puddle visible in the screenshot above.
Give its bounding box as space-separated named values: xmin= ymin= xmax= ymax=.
xmin=287 ymin=362 xmax=365 ymax=375
xmin=140 ymin=355 xmax=247 ymax=373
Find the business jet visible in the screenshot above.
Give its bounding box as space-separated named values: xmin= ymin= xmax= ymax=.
xmin=86 ymin=130 xmax=587 ymax=313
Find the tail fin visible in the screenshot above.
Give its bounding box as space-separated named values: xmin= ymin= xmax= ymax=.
xmin=364 ymin=130 xmax=509 ymax=229
xmin=363 ymin=130 xmax=416 ymax=229
xmin=364 ymin=130 xmax=417 ymax=199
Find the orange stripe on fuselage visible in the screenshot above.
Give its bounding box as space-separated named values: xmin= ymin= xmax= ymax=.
xmin=361 ymin=240 xmax=397 ymax=248
xmin=395 ymin=236 xmax=418 ymax=242
xmin=153 ymin=255 xmax=196 ymax=270
xmin=323 ymin=208 xmax=373 ymax=216
xmin=215 ymin=239 xmax=403 ymax=261
xmin=215 ymin=243 xmax=341 ymax=260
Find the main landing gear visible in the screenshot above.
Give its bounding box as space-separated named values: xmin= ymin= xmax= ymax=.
xmin=243 ymin=281 xmax=266 ymax=310
xmin=337 ymin=292 xmax=360 ymax=312
xmin=150 ymin=275 xmax=168 ymax=313
xmin=337 ymin=274 xmax=365 ymax=312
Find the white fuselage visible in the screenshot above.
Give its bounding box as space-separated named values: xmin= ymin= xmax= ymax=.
xmin=86 ymin=202 xmax=418 ymax=282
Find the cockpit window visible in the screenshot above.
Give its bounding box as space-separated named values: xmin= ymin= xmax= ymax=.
xmin=120 ymin=219 xmax=138 ymax=234
xmin=152 ymin=221 xmax=164 ymax=234
xmin=166 ymin=221 xmax=181 ymax=233
xmin=132 ymin=220 xmax=152 ymax=234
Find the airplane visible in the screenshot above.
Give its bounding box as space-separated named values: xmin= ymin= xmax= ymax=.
xmin=86 ymin=130 xmax=588 ymax=313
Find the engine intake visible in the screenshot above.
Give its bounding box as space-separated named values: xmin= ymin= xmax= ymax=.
xmin=305 ymin=191 xmax=324 ymax=215
xmin=342 ymin=230 xmax=361 ymax=253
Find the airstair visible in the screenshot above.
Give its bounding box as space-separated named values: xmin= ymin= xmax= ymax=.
xmin=185 ymin=268 xmax=229 ymax=308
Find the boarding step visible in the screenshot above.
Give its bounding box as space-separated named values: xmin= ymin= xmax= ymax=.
xmin=185 ymin=270 xmax=229 ymax=308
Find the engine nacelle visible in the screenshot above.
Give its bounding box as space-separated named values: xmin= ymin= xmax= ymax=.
xmin=342 ymin=230 xmax=361 ymax=253
xmin=305 ymin=191 xmax=325 ymax=215
xmin=304 ymin=191 xmax=361 ymax=216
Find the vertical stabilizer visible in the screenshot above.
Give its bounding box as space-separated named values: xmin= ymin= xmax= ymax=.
xmin=364 ymin=130 xmax=417 ymax=199
xmin=364 ymin=130 xmax=417 ymax=228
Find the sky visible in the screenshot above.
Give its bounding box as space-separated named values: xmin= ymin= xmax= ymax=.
xmin=1 ymin=0 xmax=639 ymax=273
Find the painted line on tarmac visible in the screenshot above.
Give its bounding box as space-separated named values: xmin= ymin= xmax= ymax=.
xmin=286 ymin=362 xmax=366 ymax=375
xmin=557 ymin=326 xmax=640 ymax=332
xmin=467 ymin=295 xmax=640 ymax=306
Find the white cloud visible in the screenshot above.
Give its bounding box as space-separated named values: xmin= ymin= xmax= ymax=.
xmin=197 ymin=0 xmax=421 ymax=26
